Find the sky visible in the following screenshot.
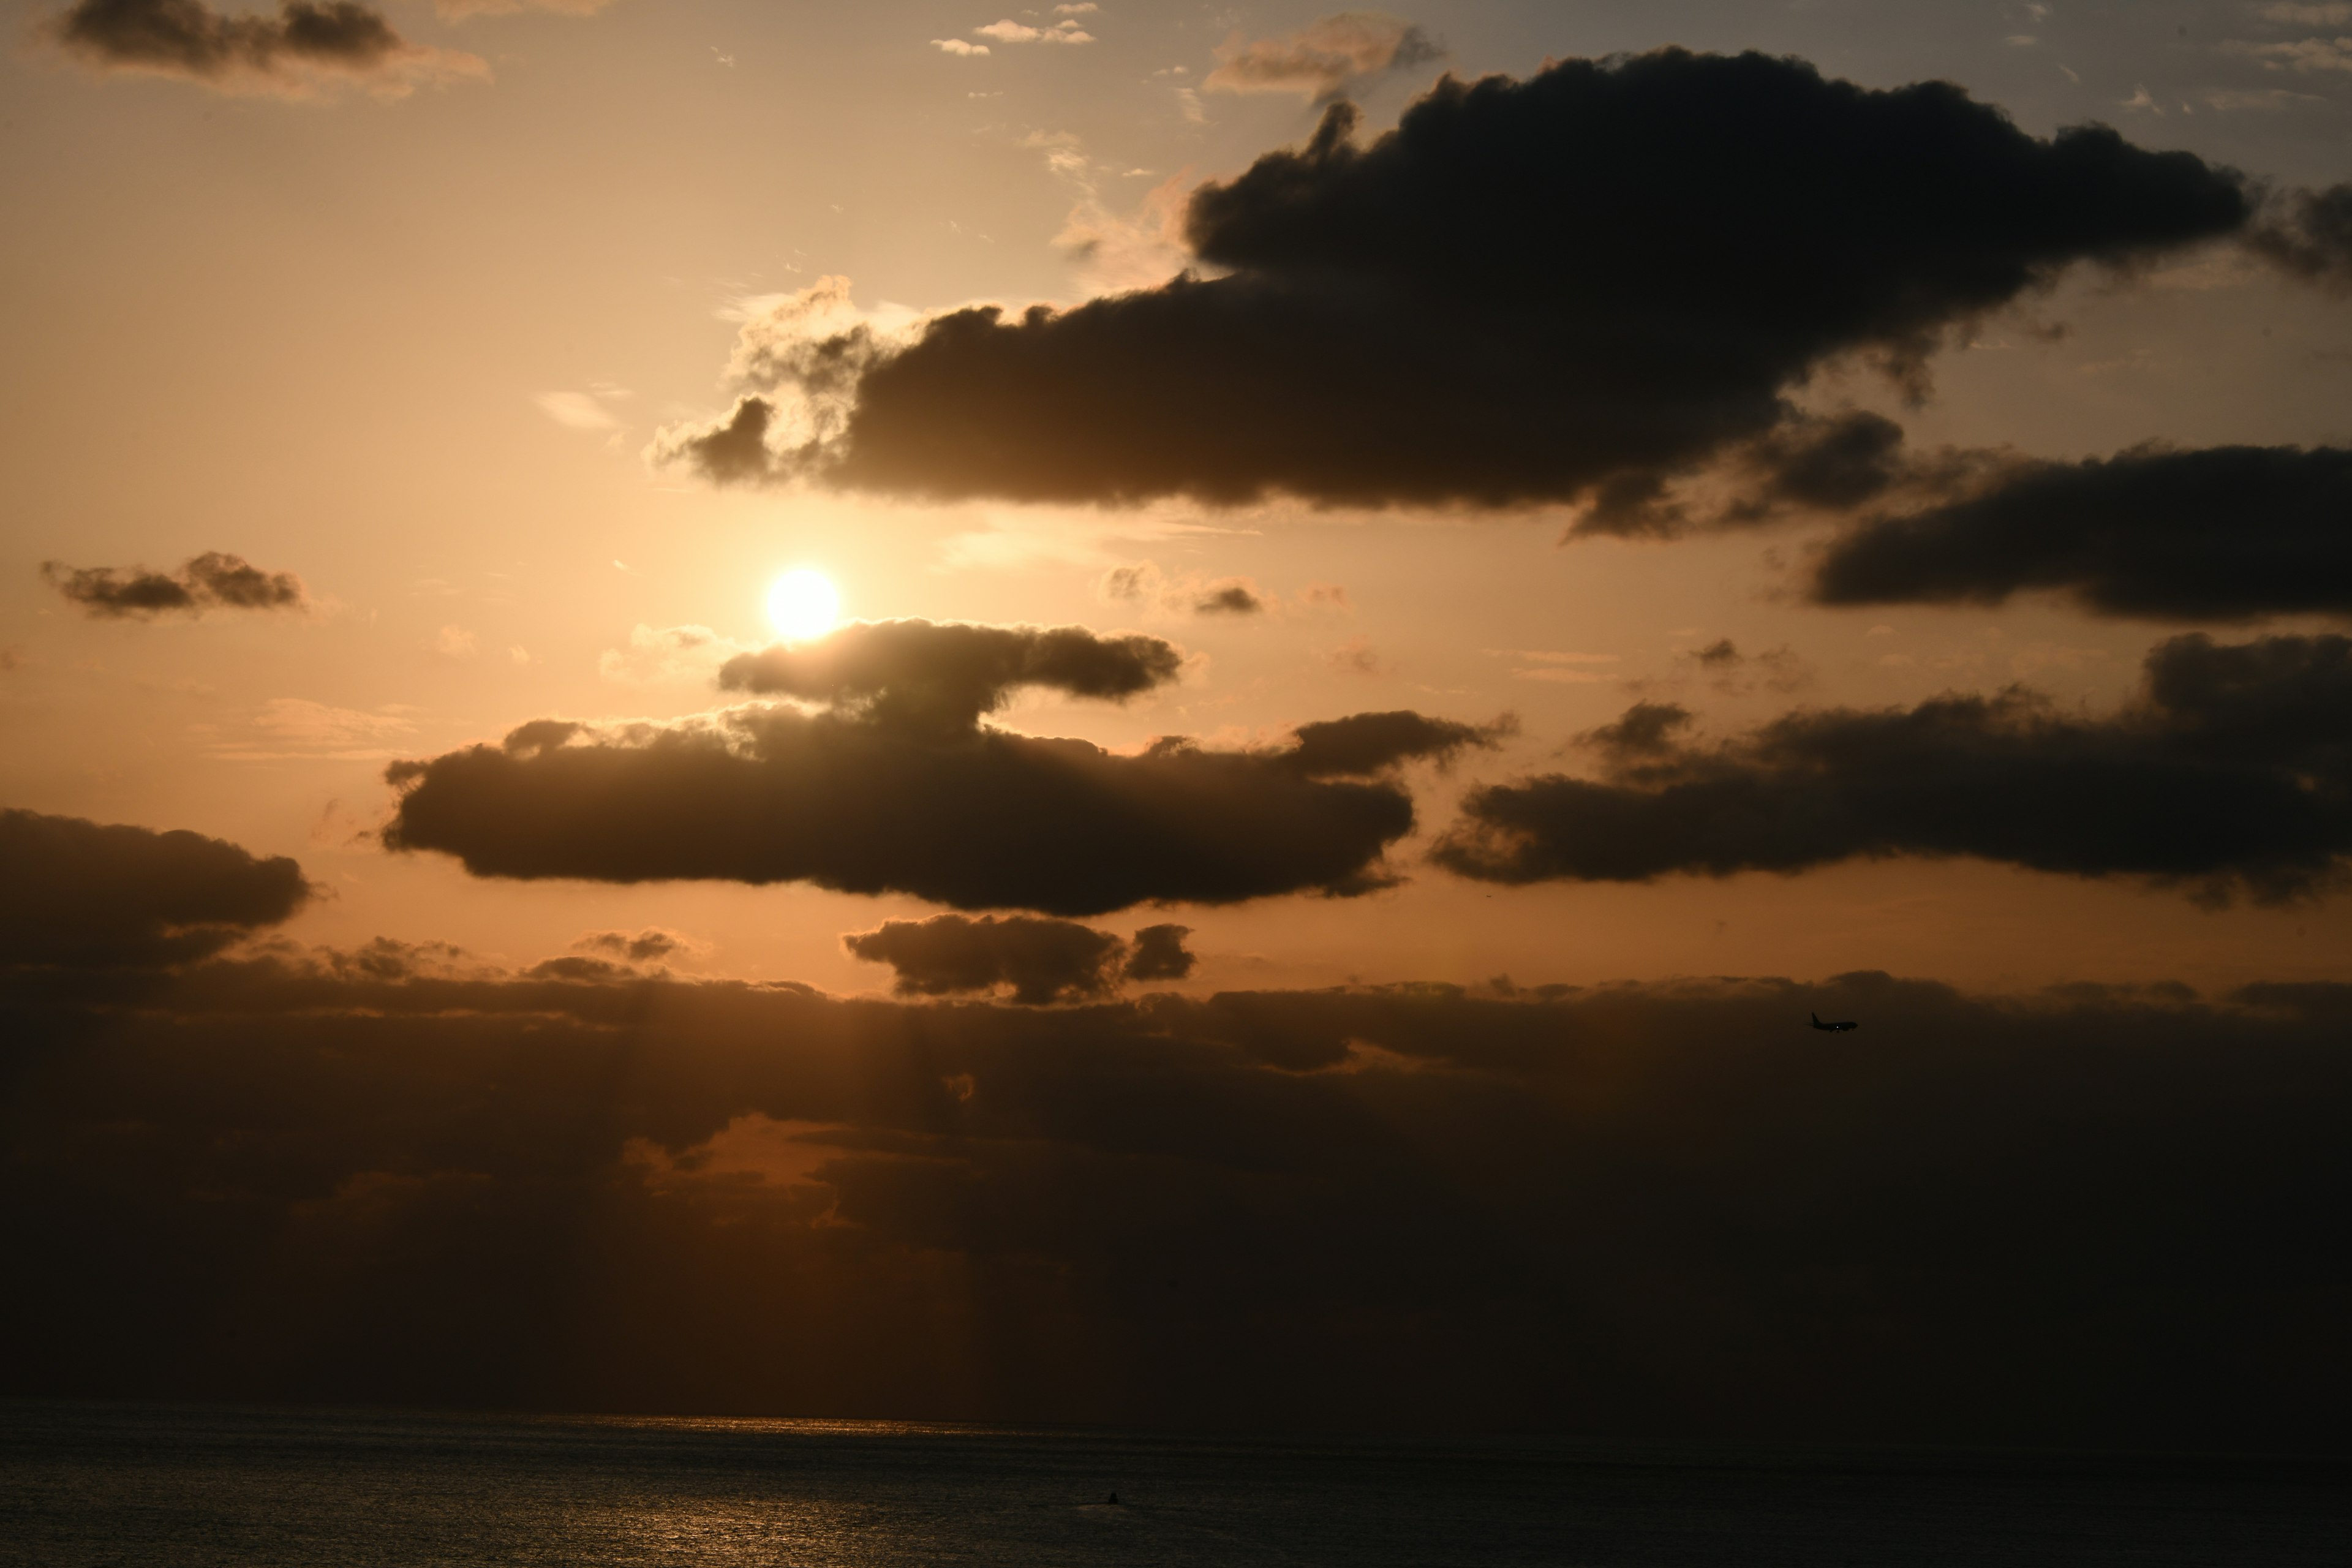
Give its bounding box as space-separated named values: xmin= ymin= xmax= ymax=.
xmin=5 ymin=0 xmax=2352 ymax=1444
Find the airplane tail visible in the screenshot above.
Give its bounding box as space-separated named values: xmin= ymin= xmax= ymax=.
xmin=1811 ymin=1012 xmax=1821 ymax=1026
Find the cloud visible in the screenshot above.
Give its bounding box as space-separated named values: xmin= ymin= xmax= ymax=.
xmin=42 ymin=552 xmax=306 ymax=619
xmin=846 ymin=914 xmax=1196 ymax=1001
xmin=1202 ymin=12 xmax=1444 ymax=103
xmin=1123 ymin=921 xmax=1195 ymax=981
xmin=386 ymin=622 xmax=1499 ymax=914
xmin=0 ymin=809 xmax=311 ymax=970
xmin=1812 ymin=443 xmax=2352 ymax=619
xmin=931 ymin=38 xmax=988 ymax=56
xmin=7 ymin=951 xmax=2352 ymax=1449
xmin=1569 ymin=410 xmax=2011 ymax=538
xmin=971 ymin=17 xmax=1093 ymax=45
xmin=1283 ymin=709 xmax=1510 ymax=778
xmin=1676 ymin=639 xmax=1812 ymax=695
xmin=845 ymin=914 xmax=1128 ymax=1003
xmin=715 ymin=619 xmax=1183 ymax=731
xmin=534 ymin=391 xmax=620 ymax=431
xmin=2249 ymin=183 xmax=2352 ymax=290
xmin=1435 ymin=633 xmax=2352 ymax=905
xmin=571 ymin=927 xmax=698 ymax=966
xmin=1192 ymin=581 xmax=1265 ymax=616
xmin=382 ymin=703 xmax=1496 ymax=916
xmin=2222 ymin=35 xmax=2352 ymax=72
xmin=2255 ymin=2 xmax=2352 ymax=21
xmin=650 ymin=51 xmax=2247 ymax=512
xmin=1097 ymin=563 xmax=1270 ymax=619
xmin=52 ymin=0 xmax=489 ymax=98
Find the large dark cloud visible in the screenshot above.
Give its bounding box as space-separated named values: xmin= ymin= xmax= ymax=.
xmin=655 ymin=50 xmax=2247 ymax=510
xmin=47 ymin=0 xmax=477 ymax=94
xmin=386 ymin=625 xmax=1503 ymax=914
xmin=42 ymin=551 xmax=306 ymax=619
xmin=0 ymin=809 xmax=311 ymax=970
xmin=717 ymin=619 xmax=1182 ymax=730
xmin=1811 ymin=443 xmax=2352 ymax=620
xmin=6 ymin=951 xmax=2351 ymax=1451
xmin=1435 ymin=633 xmax=2352 ymax=904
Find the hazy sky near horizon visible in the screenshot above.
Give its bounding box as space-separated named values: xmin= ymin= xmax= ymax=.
xmin=9 ymin=0 xmax=2352 ymax=1442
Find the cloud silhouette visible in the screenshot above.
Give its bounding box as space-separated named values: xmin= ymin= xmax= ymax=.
xmin=845 ymin=914 xmax=1126 ymax=1003
xmin=386 ymin=624 xmax=1501 ymax=913
xmin=1812 ymin=443 xmax=2352 ymax=620
xmin=654 ymin=50 xmax=2247 ymax=510
xmin=845 ymin=914 xmax=1199 ymax=1001
xmin=1436 ymin=634 xmax=2352 ymax=904
xmin=53 ymin=0 xmax=486 ymax=97
xmin=42 ymin=552 xmax=306 ymax=619
xmin=717 ymin=619 xmax=1182 ymax=730
xmin=0 ymin=809 xmax=311 ymax=970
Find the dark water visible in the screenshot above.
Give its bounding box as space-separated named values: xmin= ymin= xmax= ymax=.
xmin=2 ymin=1401 xmax=2346 ymax=1566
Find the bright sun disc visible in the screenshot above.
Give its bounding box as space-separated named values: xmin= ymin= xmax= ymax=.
xmin=766 ymin=568 xmax=841 ymax=641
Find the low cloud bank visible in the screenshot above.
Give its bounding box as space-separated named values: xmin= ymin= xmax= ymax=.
xmin=4 ymin=952 xmax=2348 ymax=1447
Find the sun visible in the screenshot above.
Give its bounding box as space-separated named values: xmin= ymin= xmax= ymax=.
xmin=765 ymin=568 xmax=841 ymax=642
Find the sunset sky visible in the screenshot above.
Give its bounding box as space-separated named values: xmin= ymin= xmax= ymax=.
xmin=6 ymin=0 xmax=2352 ymax=1443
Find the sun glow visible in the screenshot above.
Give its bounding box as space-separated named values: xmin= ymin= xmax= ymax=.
xmin=766 ymin=568 xmax=841 ymax=642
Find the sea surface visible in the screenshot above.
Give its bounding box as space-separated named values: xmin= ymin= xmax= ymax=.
xmin=2 ymin=1400 xmax=2346 ymax=1566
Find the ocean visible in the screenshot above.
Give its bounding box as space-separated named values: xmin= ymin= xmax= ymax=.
xmin=2 ymin=1401 xmax=2345 ymax=1566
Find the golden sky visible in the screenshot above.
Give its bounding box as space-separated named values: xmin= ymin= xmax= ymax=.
xmin=7 ymin=1 xmax=2352 ymax=1441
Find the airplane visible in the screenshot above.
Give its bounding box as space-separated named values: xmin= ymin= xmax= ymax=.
xmin=1810 ymin=1012 xmax=1858 ymax=1032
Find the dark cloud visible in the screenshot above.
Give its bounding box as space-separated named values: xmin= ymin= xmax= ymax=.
xmin=6 ymin=951 xmax=2352 ymax=1450
xmin=1200 ymin=12 xmax=1445 ymax=104
xmin=2248 ymin=182 xmax=2352 ymax=290
xmin=1582 ymin=701 xmax=1692 ymax=761
xmin=717 ymin=619 xmax=1182 ymax=731
xmin=1812 ymin=443 xmax=2352 ymax=620
xmin=846 ymin=914 xmax=1198 ymax=1001
xmin=1123 ymin=922 xmax=1196 ymax=982
xmin=42 ymin=552 xmax=306 ymax=619
xmin=0 ymin=809 xmax=311 ymax=970
xmin=1436 ymin=633 xmax=2352 ymax=904
xmin=1193 ymin=582 xmax=1265 ymax=616
xmin=387 ymin=624 xmax=1501 ymax=912
xmin=574 ymin=929 xmax=693 ymax=965
xmin=1281 ymin=709 xmax=1510 ymax=778
xmin=845 ymin=914 xmax=1128 ymax=1004
xmin=655 ymin=50 xmax=2247 ymax=511
xmin=49 ymin=0 xmax=477 ymax=94
xmin=1676 ymin=639 xmax=1813 ymax=695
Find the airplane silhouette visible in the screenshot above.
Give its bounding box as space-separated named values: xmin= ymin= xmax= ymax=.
xmin=1811 ymin=1012 xmax=1858 ymax=1032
